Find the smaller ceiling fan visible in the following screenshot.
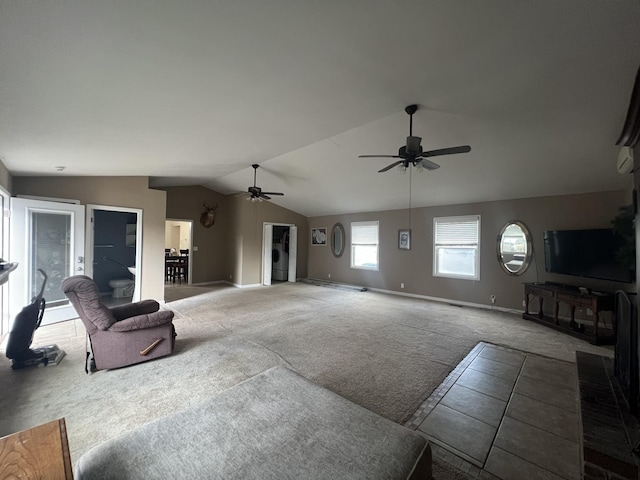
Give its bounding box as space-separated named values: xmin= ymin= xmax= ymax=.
xmin=359 ymin=104 xmax=471 ymax=173
xmin=245 ymin=164 xmax=284 ymax=202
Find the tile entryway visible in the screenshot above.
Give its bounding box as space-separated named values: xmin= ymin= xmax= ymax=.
xmin=405 ymin=342 xmax=581 ymax=480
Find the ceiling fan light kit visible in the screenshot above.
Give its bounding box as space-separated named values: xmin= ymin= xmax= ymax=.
xmin=359 ymin=104 xmax=471 ymax=173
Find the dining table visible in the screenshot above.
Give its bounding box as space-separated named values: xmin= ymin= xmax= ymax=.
xmin=165 ymin=255 xmax=188 ymax=283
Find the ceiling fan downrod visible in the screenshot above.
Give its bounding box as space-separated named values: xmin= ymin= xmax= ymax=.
xmin=252 ymin=164 xmax=259 ymax=187
xmin=405 ymin=105 xmax=421 ymax=155
xmin=406 ymin=104 xmax=417 ymax=137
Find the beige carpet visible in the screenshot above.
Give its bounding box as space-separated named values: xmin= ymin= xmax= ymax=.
xmin=0 ymin=282 xmax=611 ymax=478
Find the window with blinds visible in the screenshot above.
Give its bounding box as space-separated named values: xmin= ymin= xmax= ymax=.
xmin=433 ymin=215 xmax=480 ymax=280
xmin=351 ymin=221 xmax=379 ymax=270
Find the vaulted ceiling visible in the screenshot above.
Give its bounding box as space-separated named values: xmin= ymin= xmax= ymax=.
xmin=1 ymin=1 xmax=639 ymax=217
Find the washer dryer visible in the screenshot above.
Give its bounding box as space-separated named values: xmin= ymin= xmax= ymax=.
xmin=272 ymin=243 xmax=289 ymax=281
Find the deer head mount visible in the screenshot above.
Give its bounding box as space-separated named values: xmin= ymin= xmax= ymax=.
xmin=200 ymin=203 xmax=218 ymax=228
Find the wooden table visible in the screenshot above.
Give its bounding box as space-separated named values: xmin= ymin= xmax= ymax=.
xmin=523 ymin=283 xmax=615 ymax=345
xmin=0 ymin=418 xmax=73 ymax=479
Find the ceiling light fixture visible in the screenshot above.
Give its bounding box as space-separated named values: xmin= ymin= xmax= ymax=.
xmin=359 ymin=104 xmax=471 ymax=173
xmin=245 ymin=164 xmax=284 ymax=202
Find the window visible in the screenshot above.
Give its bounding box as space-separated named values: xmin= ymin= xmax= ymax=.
xmin=351 ymin=221 xmax=379 ymax=270
xmin=433 ymin=215 xmax=480 ymax=280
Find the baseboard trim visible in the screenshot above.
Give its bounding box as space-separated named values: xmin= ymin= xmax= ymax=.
xmin=171 ymin=278 xmax=520 ymax=314
xmin=304 ymin=278 xmax=520 ymax=314
xmin=370 ymin=287 xmax=521 ymax=314
xmin=183 ymin=280 xmax=279 ymax=288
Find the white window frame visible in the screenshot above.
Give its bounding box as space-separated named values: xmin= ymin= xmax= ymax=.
xmin=433 ymin=215 xmax=481 ymax=281
xmin=350 ymin=221 xmax=379 ymax=271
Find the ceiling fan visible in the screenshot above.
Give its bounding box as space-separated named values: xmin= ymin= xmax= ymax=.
xmin=245 ymin=164 xmax=284 ymax=202
xmin=359 ymin=104 xmax=471 ymax=173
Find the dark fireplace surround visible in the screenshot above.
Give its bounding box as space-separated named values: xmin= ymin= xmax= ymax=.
xmin=616 ymin=61 xmax=640 ymax=419
xmin=614 ymin=63 xmax=640 ymax=420
xmin=577 ymin=66 xmax=640 ymax=479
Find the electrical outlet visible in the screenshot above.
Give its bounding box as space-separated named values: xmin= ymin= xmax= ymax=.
xmin=328 ymin=273 xmax=331 ymax=278
xmin=490 ymin=294 xmax=496 ymax=306
xmin=401 ymin=283 xmax=405 ymax=289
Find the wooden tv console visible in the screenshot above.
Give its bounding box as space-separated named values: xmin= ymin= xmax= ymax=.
xmin=523 ymin=283 xmax=615 ymax=345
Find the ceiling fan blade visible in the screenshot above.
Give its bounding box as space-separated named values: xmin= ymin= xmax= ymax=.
xmin=261 ymin=192 xmax=284 ymax=196
xmin=359 ymin=155 xmax=402 ymax=158
xmin=420 ymin=159 xmax=441 ymax=171
xmin=378 ymin=160 xmax=403 ymax=173
xmin=421 ymin=145 xmax=471 ymax=157
xmin=260 ymin=194 xmax=272 ymax=200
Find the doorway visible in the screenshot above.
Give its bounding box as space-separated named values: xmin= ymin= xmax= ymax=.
xmin=262 ymin=223 xmax=297 ymax=286
xmin=10 ymin=197 xmax=85 ymax=326
xmin=165 ymin=219 xmax=192 ymax=285
xmin=271 ymin=226 xmax=290 ymax=283
xmin=85 ymin=205 xmax=142 ymax=306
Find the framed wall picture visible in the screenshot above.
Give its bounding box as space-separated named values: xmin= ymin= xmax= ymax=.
xmin=311 ymin=227 xmax=327 ymax=246
xmin=398 ymin=229 xmax=411 ymax=250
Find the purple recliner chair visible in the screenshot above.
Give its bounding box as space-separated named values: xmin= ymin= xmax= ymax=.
xmin=62 ymin=275 xmax=175 ymax=371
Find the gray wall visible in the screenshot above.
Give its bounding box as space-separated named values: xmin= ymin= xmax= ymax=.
xmin=162 ymin=186 xmax=231 ymax=284
xmin=12 ymin=176 xmax=167 ymax=301
xmin=308 ymin=189 xmax=633 ymax=311
xmin=162 ymin=186 xmax=308 ymax=285
xmin=0 ymin=160 xmax=11 ymax=193
xmin=9 ymin=169 xmax=633 ymax=305
xmin=228 ymin=195 xmax=308 ymax=285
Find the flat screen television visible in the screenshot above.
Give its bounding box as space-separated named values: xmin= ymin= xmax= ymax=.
xmin=544 ymin=228 xmax=633 ymax=283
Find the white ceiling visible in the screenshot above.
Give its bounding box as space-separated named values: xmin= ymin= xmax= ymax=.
xmin=1 ymin=1 xmax=639 ymax=217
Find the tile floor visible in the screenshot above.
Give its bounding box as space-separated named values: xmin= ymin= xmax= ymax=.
xmin=405 ymin=342 xmax=582 ymax=480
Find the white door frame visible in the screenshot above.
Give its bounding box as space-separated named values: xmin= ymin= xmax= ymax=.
xmin=10 ymin=197 xmax=85 ymax=325
xmin=262 ymin=224 xmax=273 ymax=286
xmin=0 ymin=186 xmax=10 ymax=337
xmin=86 ymin=205 xmax=143 ymax=302
xmin=165 ymin=218 xmax=193 ymax=284
xmin=262 ymin=222 xmax=297 ymax=286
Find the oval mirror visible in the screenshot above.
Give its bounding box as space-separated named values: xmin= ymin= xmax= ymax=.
xmin=331 ymin=223 xmax=345 ymax=258
xmin=497 ymin=221 xmax=532 ymax=276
